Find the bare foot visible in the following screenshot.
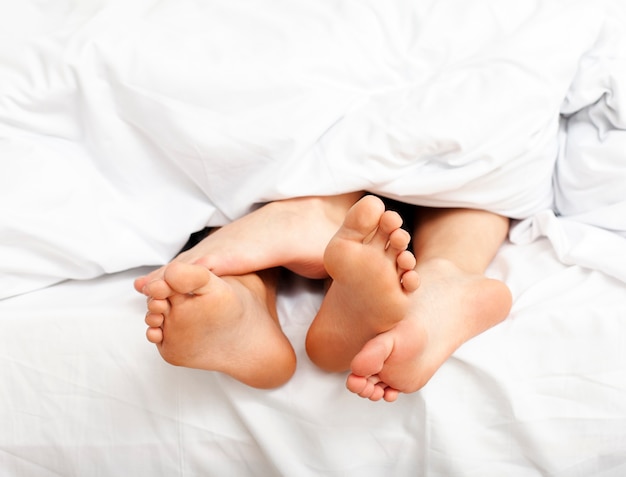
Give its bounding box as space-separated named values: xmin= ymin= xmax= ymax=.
xmin=305 ymin=195 xmax=420 ymax=372
xmin=134 ymin=193 xmax=364 ymax=293
xmin=144 ymin=262 xmax=296 ymax=389
xmin=346 ymin=258 xmax=513 ymax=402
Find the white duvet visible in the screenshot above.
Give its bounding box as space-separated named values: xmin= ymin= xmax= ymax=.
xmin=2 ymin=0 xmax=626 ymax=298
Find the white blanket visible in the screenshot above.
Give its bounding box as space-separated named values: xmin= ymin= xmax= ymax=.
xmin=2 ymin=0 xmax=626 ymax=297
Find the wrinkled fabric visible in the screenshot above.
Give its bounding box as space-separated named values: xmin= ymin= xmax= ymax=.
xmin=1 ymin=0 xmax=624 ymax=297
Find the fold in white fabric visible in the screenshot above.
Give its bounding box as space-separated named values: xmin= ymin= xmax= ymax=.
xmin=512 ymin=0 xmax=626 ymax=283
xmin=1 ymin=0 xmax=624 ymax=297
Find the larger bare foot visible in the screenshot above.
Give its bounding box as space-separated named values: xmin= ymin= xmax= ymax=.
xmin=144 ymin=262 xmax=296 ymax=389
xmin=134 ymin=193 xmax=364 ymax=293
xmin=305 ymin=195 xmax=420 ymax=372
xmin=346 ymin=258 xmax=513 ymax=402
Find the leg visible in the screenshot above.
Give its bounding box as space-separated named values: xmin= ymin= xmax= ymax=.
xmin=305 ymin=195 xmax=420 ymax=372
xmin=144 ymin=262 xmax=296 ymax=389
xmin=347 ymin=206 xmax=512 ymax=401
xmin=134 ymin=192 xmax=364 ymax=293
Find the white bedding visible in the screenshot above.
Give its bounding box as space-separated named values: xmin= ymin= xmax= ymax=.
xmin=1 ymin=238 xmax=625 ymax=476
xmin=2 ymin=0 xmax=626 ymax=296
xmin=2 ymin=1 xmax=626 ymax=476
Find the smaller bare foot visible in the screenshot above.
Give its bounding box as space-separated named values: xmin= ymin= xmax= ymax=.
xmin=305 ymin=195 xmax=419 ymax=372
xmin=134 ymin=193 xmax=364 ymax=293
xmin=345 ymin=259 xmax=513 ymax=402
xmin=144 ymin=262 xmax=296 ymax=389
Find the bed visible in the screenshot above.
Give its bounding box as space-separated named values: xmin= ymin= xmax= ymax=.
xmin=2 ymin=1 xmax=626 ymax=476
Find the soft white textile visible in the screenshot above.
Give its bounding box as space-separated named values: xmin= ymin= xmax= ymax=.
xmin=2 ymin=0 xmax=624 ymax=298
xmin=2 ymin=3 xmax=626 ymax=474
xmin=511 ymin=0 xmax=626 ymax=283
xmin=1 ymin=238 xmax=625 ymax=476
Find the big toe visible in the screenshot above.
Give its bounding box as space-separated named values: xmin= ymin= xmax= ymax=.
xmin=164 ymin=262 xmax=214 ymax=295
xmin=350 ymin=334 xmax=393 ymax=378
xmin=339 ymin=195 xmax=386 ymax=242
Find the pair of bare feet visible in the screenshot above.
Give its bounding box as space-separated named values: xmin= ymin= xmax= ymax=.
xmin=135 ymin=195 xmax=512 ymax=402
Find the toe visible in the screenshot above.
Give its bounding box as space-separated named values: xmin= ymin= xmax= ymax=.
xmin=143 ymin=279 xmax=175 ymax=300
xmin=378 ymin=209 xmax=403 ymax=236
xmin=359 ymin=376 xmax=385 ymax=400
xmin=371 ymin=210 xmax=404 ymax=251
xmin=367 ymin=384 xmax=386 ymax=402
xmin=350 ymin=334 xmax=393 ymax=377
xmin=146 ymin=326 xmax=164 ymax=344
xmin=341 ymin=195 xmax=386 ymax=241
xmin=134 ymin=276 xmax=147 ymax=293
xmin=145 ymin=312 xmax=164 ymax=327
xmin=135 ymin=267 xmax=165 ymax=294
xmin=370 ymin=210 xmax=403 ymax=248
xmin=397 ymin=250 xmax=417 ymax=271
xmin=383 ymin=388 xmax=400 ymax=402
xmin=346 ymin=374 xmax=369 ymax=395
xmin=400 ymin=270 xmax=420 ymax=292
xmin=147 ymin=298 xmax=170 ymax=314
xmin=387 ymin=227 xmax=411 ymax=252
xmin=164 ymin=262 xmax=214 ymax=295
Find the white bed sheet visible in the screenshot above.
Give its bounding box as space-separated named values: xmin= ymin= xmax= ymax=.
xmin=2 ymin=237 xmax=625 ymax=477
